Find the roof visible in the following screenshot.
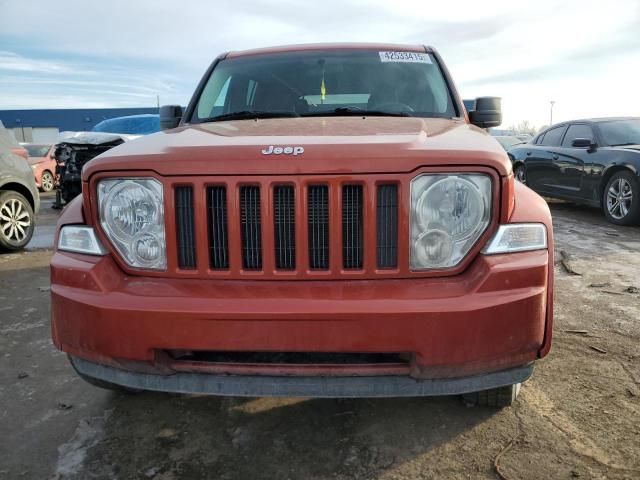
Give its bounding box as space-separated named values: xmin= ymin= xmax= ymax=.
xmin=579 ymin=117 xmax=639 ymax=123
xmin=551 ymin=116 xmax=639 ymax=126
xmin=0 ymin=108 xmax=158 ymax=131
xmin=226 ymin=42 xmax=430 ymax=58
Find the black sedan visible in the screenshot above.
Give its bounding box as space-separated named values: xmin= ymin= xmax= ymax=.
xmin=509 ymin=117 xmax=640 ymax=225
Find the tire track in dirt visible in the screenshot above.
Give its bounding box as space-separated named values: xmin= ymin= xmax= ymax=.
xmin=522 ymin=383 xmax=639 ymax=474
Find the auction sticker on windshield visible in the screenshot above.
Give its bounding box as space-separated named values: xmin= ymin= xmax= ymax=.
xmin=379 ymin=51 xmax=432 ymax=63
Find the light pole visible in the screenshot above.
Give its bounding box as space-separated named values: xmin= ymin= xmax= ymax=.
xmin=549 ymin=101 xmax=556 ymax=126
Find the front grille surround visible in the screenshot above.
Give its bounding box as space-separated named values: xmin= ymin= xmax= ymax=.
xmin=156 ymin=169 xmax=500 ymax=279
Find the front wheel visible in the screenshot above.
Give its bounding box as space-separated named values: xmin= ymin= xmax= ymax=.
xmin=602 ymin=171 xmax=640 ymax=226
xmin=0 ymin=191 xmax=35 ymax=251
xmin=41 ymin=171 xmax=55 ymax=192
xmin=462 ymin=383 xmax=521 ymax=408
xmin=514 ymin=164 xmax=526 ymax=184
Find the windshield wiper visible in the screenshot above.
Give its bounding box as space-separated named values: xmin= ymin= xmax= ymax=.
xmin=201 ymin=110 xmax=300 ymax=122
xmin=302 ymin=107 xmax=413 ymax=117
xmin=611 ymin=142 xmax=639 ymax=147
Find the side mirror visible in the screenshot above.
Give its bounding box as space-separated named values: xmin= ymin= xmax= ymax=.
xmin=468 ymin=97 xmax=502 ymax=128
xmin=159 ymin=105 xmax=184 ymax=130
xmin=571 ymin=138 xmax=594 ymax=149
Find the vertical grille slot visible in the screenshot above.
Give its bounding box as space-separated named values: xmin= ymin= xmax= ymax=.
xmin=342 ymin=184 xmax=363 ymax=269
xmin=175 ymin=186 xmax=196 ymax=269
xmin=376 ymin=184 xmax=398 ymax=268
xmin=240 ymin=185 xmax=262 ymax=270
xmin=308 ymin=185 xmax=329 ymax=269
xmin=207 ymin=186 xmax=229 ymax=269
xmin=273 ymin=185 xmax=296 ymax=270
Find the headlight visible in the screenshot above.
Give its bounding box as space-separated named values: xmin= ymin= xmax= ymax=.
xmin=97 ymin=178 xmax=166 ymax=270
xmin=410 ymin=174 xmax=491 ymax=269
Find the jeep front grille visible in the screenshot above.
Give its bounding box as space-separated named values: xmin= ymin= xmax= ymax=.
xmin=376 ymin=184 xmax=398 ymax=269
xmin=170 ymin=176 xmax=404 ymax=278
xmin=273 ymin=185 xmax=296 ymax=270
xmin=175 ymin=186 xmax=196 ymax=269
xmin=239 ymin=185 xmax=262 ymax=270
xmin=308 ymin=185 xmax=329 ymax=270
xmin=207 ymin=186 xmax=229 ymax=269
xmin=342 ymin=184 xmax=363 ymax=269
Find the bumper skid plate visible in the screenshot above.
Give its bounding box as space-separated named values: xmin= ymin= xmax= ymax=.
xmin=70 ymin=356 xmax=534 ymax=398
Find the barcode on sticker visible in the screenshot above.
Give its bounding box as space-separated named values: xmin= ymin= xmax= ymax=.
xmin=379 ymin=51 xmax=432 ymax=64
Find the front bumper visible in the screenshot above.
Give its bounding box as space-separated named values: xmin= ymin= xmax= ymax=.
xmin=51 ymin=247 xmax=550 ymax=387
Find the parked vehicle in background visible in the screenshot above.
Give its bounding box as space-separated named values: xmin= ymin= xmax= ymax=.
xmin=509 ymin=117 xmax=640 ymax=225
xmin=0 ymin=125 xmax=39 ymax=251
xmin=52 ymin=43 xmax=554 ymax=407
xmin=53 ymin=132 xmax=128 ymax=208
xmin=493 ymin=135 xmax=526 ymax=151
xmin=0 ymin=121 xmax=28 ymax=160
xmin=514 ymin=133 xmax=533 ymax=142
xmin=92 ymin=114 xmax=160 ymax=135
xmin=23 ymin=143 xmax=57 ymax=192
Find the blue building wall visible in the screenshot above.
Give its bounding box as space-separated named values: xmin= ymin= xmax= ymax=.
xmin=0 ymin=108 xmax=158 ymax=132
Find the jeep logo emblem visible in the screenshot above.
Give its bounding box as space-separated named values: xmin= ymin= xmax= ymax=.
xmin=261 ymin=145 xmax=304 ymax=156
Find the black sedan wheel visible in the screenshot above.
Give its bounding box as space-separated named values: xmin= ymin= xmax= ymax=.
xmin=0 ymin=191 xmax=35 ymax=251
xmin=514 ymin=164 xmax=526 ymax=184
xmin=603 ymin=171 xmax=640 ymax=226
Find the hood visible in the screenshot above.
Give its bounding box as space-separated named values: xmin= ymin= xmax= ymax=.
xmin=83 ymin=117 xmax=511 ymax=179
xmin=57 ymin=131 xmax=137 ymax=146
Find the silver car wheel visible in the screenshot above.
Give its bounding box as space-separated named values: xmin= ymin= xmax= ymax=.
xmin=515 ymin=165 xmax=526 ymax=184
xmin=0 ymin=198 xmax=31 ymax=243
xmin=41 ymin=171 xmax=54 ymax=192
xmin=607 ymin=178 xmax=633 ymax=220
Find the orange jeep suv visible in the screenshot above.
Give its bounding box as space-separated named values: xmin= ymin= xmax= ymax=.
xmin=51 ymin=44 xmax=553 ymax=407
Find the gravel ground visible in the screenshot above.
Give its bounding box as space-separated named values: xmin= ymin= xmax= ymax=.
xmin=0 ymin=197 xmax=639 ymax=480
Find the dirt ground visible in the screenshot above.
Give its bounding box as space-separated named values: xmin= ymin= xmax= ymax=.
xmin=1 ymin=197 xmax=639 ymax=480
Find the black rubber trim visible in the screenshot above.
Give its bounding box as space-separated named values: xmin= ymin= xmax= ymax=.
xmin=69 ymin=356 xmax=534 ymax=398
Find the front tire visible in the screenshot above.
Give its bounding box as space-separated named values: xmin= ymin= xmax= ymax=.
xmin=514 ymin=164 xmax=526 ymax=184
xmin=602 ymin=171 xmax=640 ymax=226
xmin=0 ymin=191 xmax=35 ymax=251
xmin=462 ymin=383 xmax=521 ymax=408
xmin=40 ymin=170 xmax=55 ymax=192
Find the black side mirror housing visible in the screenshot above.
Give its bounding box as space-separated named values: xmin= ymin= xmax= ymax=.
xmin=160 ymin=105 xmax=184 ymax=130
xmin=468 ymin=97 xmax=502 ymax=128
xmin=571 ymin=138 xmax=594 ymax=149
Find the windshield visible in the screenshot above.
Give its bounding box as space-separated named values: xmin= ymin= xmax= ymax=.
xmin=191 ymin=50 xmax=457 ymax=122
xmin=24 ymin=144 xmax=51 ymax=157
xmin=598 ymin=119 xmax=640 ymax=146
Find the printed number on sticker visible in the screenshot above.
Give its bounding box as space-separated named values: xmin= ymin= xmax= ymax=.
xmin=379 ymin=51 xmax=432 ymax=63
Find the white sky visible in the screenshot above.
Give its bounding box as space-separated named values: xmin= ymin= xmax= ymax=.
xmin=1 ymin=0 xmax=639 ymax=129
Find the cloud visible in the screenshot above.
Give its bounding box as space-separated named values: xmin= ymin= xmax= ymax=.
xmin=0 ymin=0 xmax=639 ymax=126
xmin=0 ymin=51 xmax=75 ymax=74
